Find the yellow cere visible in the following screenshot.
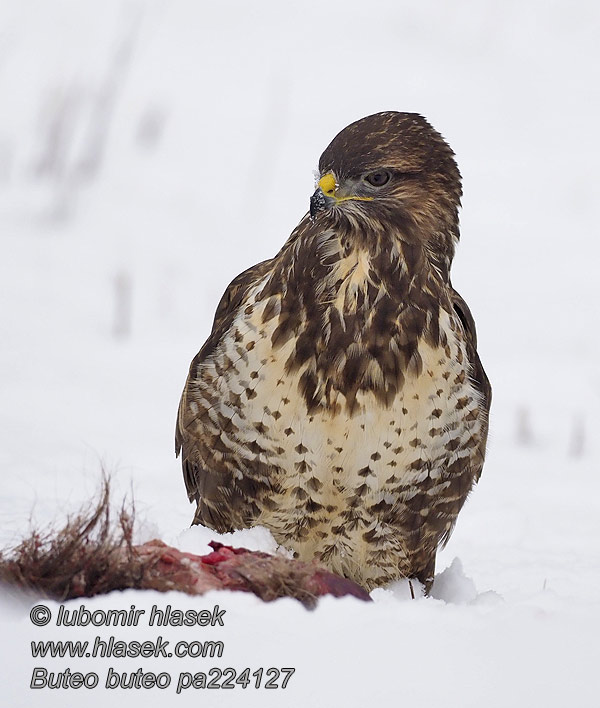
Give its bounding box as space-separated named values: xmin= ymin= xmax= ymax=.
xmin=318 ymin=173 xmax=336 ymax=196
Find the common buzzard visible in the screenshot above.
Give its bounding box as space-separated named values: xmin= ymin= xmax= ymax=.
xmin=176 ymin=112 xmax=491 ymax=591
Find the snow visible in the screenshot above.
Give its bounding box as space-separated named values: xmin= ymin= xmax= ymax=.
xmin=1 ymin=0 xmax=599 ymax=705
xmin=174 ymin=524 xmax=290 ymax=558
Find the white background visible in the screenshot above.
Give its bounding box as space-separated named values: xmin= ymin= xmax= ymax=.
xmin=1 ymin=1 xmax=599 ymax=706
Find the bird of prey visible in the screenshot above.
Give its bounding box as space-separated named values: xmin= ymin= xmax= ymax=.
xmin=176 ymin=112 xmax=491 ymax=592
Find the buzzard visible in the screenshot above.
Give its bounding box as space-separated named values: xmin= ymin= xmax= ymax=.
xmin=176 ymin=112 xmax=491 ymax=592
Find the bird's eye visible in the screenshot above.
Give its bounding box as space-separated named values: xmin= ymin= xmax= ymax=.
xmin=365 ymin=170 xmax=391 ymax=187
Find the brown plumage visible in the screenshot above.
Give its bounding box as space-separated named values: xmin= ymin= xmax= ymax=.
xmin=176 ymin=112 xmax=491 ymax=592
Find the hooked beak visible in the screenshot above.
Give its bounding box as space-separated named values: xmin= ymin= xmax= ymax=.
xmin=310 ymin=188 xmax=332 ymax=218
xmin=309 ymin=172 xmax=337 ymax=218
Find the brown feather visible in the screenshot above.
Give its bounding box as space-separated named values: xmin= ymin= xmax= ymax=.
xmin=176 ymin=112 xmax=491 ymax=592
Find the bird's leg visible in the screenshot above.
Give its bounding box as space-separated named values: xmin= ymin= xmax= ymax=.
xmin=415 ymin=556 xmax=436 ymax=596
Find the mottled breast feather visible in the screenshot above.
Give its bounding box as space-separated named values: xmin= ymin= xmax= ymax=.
xmin=176 ymin=111 xmax=491 ymax=592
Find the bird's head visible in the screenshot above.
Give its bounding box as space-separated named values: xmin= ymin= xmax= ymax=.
xmin=310 ymin=112 xmax=463 ymax=276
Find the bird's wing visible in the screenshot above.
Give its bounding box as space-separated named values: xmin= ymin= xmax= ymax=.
xmin=449 ymin=287 xmax=492 ymax=468
xmin=419 ymin=287 xmax=492 ymax=555
xmin=202 ymin=258 xmax=274 ymax=363
xmin=175 ymin=259 xmax=273 ymax=531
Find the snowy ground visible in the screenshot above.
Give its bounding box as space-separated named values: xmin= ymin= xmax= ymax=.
xmin=1 ymin=1 xmax=599 ymax=706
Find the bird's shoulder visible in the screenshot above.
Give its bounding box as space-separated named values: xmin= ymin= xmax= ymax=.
xmin=449 ymin=286 xmax=492 ymax=414
xmin=175 ymin=257 xmax=272 ymax=455
xmin=200 ymin=258 xmax=274 ymax=359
